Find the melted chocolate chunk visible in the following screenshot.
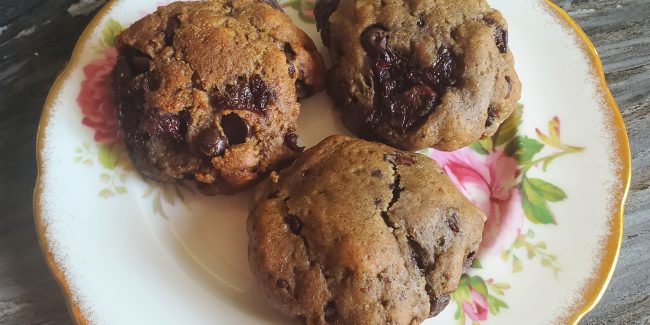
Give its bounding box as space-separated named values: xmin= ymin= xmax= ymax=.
xmin=430 ymin=293 xmax=451 ymax=316
xmin=361 ymin=26 xmax=459 ymax=134
xmin=463 ymin=251 xmax=476 ymax=272
xmin=284 ymin=215 xmax=303 ymax=235
xmin=360 ymin=25 xmax=387 ymax=56
xmin=120 ymin=46 xmax=151 ymax=76
xmin=165 ymin=17 xmax=180 ymax=46
xmin=485 ymin=105 xmax=497 ymax=127
xmin=447 ymin=213 xmax=460 ymax=233
xmin=494 ymin=26 xmax=508 ymax=53
xmin=295 ymin=79 xmax=313 ymax=100
xmin=283 ymin=43 xmax=297 ymax=78
xmin=394 ymin=153 xmax=416 ymax=166
xmin=220 ymin=113 xmax=250 ymax=145
xmin=276 ymin=279 xmax=289 ymax=289
xmin=113 ymin=57 xmax=145 ymax=138
xmin=323 ymin=300 xmax=338 ymax=323
xmin=314 ymin=0 xmax=341 ymax=46
xmin=198 ymin=127 xmax=228 ymax=157
xmin=407 ymin=236 xmax=428 ymax=273
xmin=147 ymin=70 xmax=161 ymax=91
xmin=211 ymin=75 xmax=275 ymax=115
xmin=284 ymin=132 xmax=304 ymax=152
xmin=142 ymin=111 xmax=185 ymax=142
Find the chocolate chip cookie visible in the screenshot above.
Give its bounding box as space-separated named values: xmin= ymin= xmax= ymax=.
xmin=248 ymin=135 xmax=485 ymax=324
xmin=113 ymin=0 xmax=325 ymax=194
xmin=315 ymin=0 xmax=521 ymax=151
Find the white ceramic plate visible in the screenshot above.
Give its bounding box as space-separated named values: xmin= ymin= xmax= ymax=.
xmin=35 ymin=0 xmax=631 ymax=324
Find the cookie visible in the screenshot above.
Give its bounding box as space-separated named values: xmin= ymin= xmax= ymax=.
xmin=248 ymin=135 xmax=485 ymax=324
xmin=113 ymin=0 xmax=325 ymax=194
xmin=315 ymin=0 xmax=522 ymax=151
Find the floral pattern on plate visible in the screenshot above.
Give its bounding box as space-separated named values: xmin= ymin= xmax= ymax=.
xmin=73 ymin=9 xmax=585 ymax=324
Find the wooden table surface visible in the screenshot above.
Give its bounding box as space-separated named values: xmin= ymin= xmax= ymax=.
xmin=0 ymin=0 xmax=648 ymax=324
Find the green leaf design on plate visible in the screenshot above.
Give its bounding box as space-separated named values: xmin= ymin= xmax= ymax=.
xmin=469 ymin=141 xmax=489 ymax=155
xmin=525 ymin=177 xmax=567 ymax=202
xmin=470 ymin=258 xmax=483 ymax=269
xmin=468 ymin=276 xmax=489 ymax=298
xmin=99 ymin=189 xmax=114 ymax=198
xmin=512 ymin=255 xmax=523 ymax=273
xmin=493 ymin=103 xmax=522 ymax=146
xmin=98 ymin=144 xmax=118 ymax=170
xmin=102 ymin=18 xmax=123 ymax=47
xmin=505 ymin=136 xmax=544 ymax=163
xmin=521 ymin=189 xmax=555 ymax=224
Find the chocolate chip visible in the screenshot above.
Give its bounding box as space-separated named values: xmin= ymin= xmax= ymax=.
xmin=220 ymin=113 xmax=250 ymax=145
xmin=295 ymin=79 xmax=313 ymax=100
xmin=142 ymin=111 xmax=185 ymax=142
xmin=314 ymin=0 xmax=341 ymax=46
xmin=430 ymin=293 xmax=451 ymax=316
xmin=482 ymin=16 xmax=497 ymax=25
xmin=364 ymin=45 xmax=458 ymax=135
xmin=360 ymin=25 xmax=388 ymax=56
xmin=463 ymin=251 xmax=476 ymax=272
xmin=437 ymin=237 xmax=445 ymax=247
xmin=417 ymin=19 xmax=425 ymax=27
xmin=276 ymin=279 xmax=289 ymax=289
xmin=485 ymin=105 xmax=498 ymax=127
xmin=505 ymin=75 xmax=512 ymax=96
xmin=165 ymin=17 xmax=180 ymax=46
xmin=130 ymin=54 xmax=150 ymax=75
xmin=284 ymin=131 xmax=304 ymax=152
xmin=374 ymin=197 xmax=382 ymax=207
xmin=283 ymin=43 xmax=296 ymax=60
xmin=323 ymin=300 xmax=338 ymax=323
xmin=197 ymin=127 xmax=228 ymax=157
xmin=211 ymin=75 xmax=275 ymax=115
xmin=283 ymin=43 xmax=297 ymax=78
xmin=147 ymin=71 xmax=161 ymax=91
xmin=394 ymin=153 xmax=416 ymax=166
xmin=192 ymin=72 xmax=205 ymax=91
xmin=284 ymin=215 xmax=302 ymax=235
xmin=494 ymin=26 xmax=508 ymax=53
xmin=371 ymin=169 xmax=382 ymax=177
xmin=114 ymin=56 xmax=133 ymax=79
xmin=447 ymin=213 xmax=460 ymax=233
xmin=407 ymin=235 xmax=427 ymax=273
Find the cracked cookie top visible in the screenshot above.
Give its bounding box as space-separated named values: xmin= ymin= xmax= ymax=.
xmin=314 ymin=0 xmax=522 ymax=151
xmin=248 ymin=135 xmax=485 ymax=324
xmin=113 ymin=0 xmax=325 ymax=194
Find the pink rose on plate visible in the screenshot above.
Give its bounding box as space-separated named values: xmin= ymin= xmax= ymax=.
xmin=461 ymin=287 xmax=489 ymax=321
xmin=430 ymin=147 xmax=524 ymax=254
xmin=77 ymin=47 xmax=118 ymax=143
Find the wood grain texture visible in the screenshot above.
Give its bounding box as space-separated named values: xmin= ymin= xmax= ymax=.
xmin=0 ymin=0 xmax=647 ymax=324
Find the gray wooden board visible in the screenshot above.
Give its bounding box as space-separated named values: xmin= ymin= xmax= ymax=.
xmin=0 ymin=0 xmax=647 ymax=324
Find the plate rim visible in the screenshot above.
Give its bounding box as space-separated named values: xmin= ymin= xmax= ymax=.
xmin=32 ymin=0 xmax=632 ymax=324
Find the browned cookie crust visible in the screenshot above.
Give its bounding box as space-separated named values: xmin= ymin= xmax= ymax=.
xmin=113 ymin=0 xmax=325 ymax=194
xmin=248 ymin=136 xmax=485 ymax=324
xmin=315 ymin=0 xmax=521 ymax=151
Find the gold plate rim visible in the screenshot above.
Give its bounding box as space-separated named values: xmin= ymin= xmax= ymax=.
xmin=32 ymin=1 xmax=631 ymax=324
